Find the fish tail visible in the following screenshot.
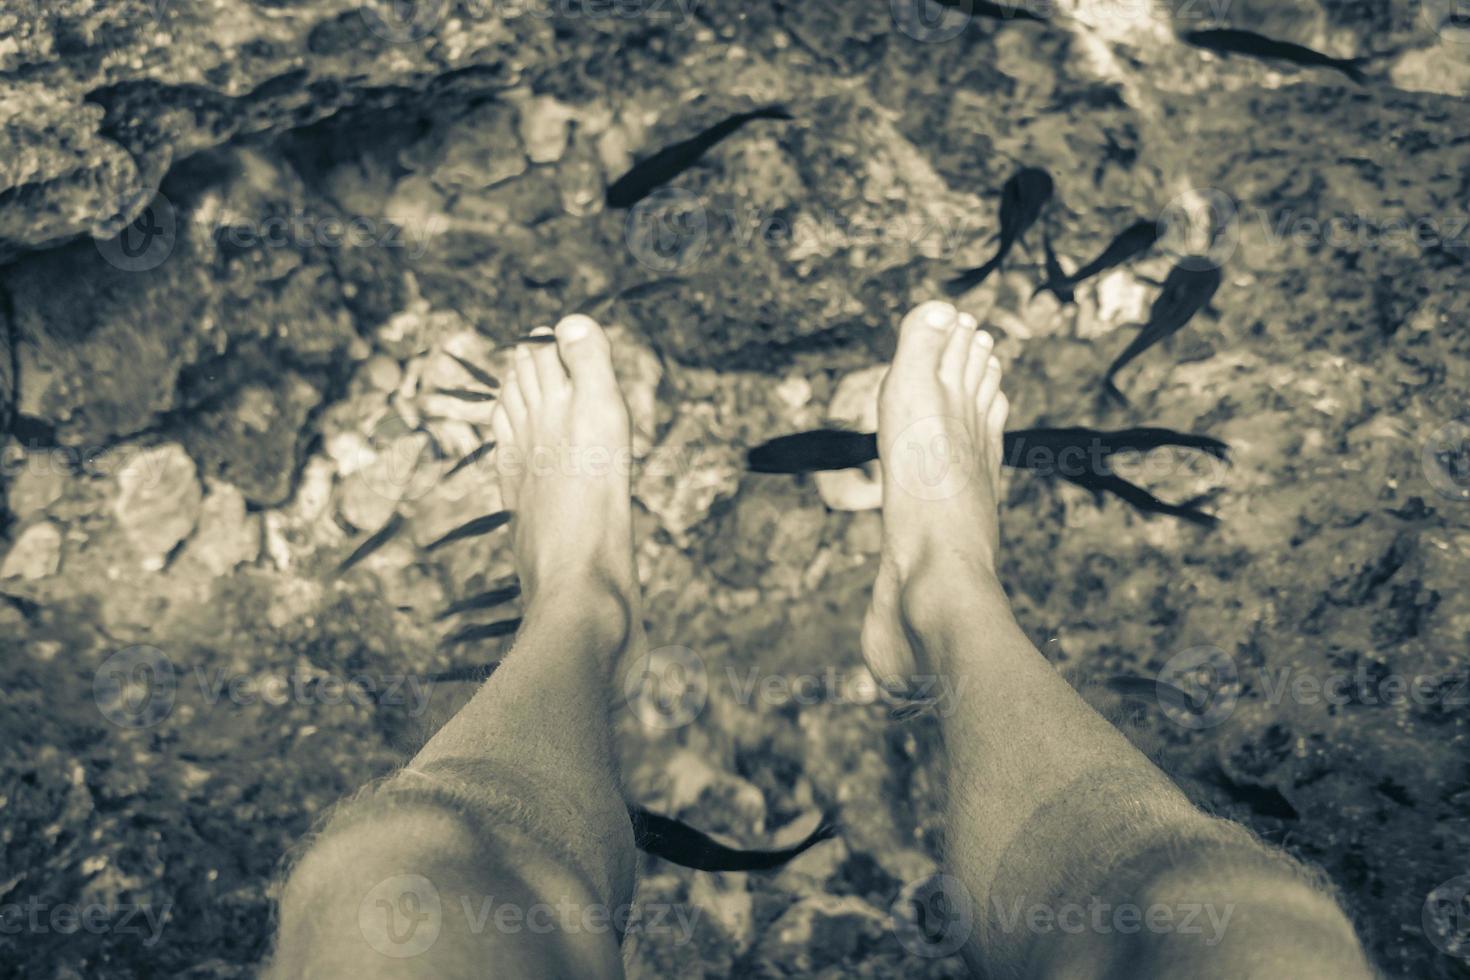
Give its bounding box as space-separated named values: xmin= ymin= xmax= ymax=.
xmin=1339 ymin=57 xmax=1369 ymax=85
xmin=1101 ymin=375 xmax=1129 ymax=407
xmin=943 ymin=256 xmax=1001 ymax=296
xmin=749 ymin=103 xmax=795 ymax=121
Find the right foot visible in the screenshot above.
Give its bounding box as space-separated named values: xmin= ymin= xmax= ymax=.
xmin=861 ymin=301 xmax=1010 ymax=695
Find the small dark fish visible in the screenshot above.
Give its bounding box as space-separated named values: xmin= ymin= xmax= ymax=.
xmin=423 ymin=661 xmax=503 ymax=684
xmin=1103 ymin=260 xmax=1222 ymax=403
xmin=444 ymin=440 xmax=496 ymax=480
xmin=933 ymin=0 xmax=1048 ymax=24
xmin=446 ymin=352 xmax=499 ymax=389
xmin=745 ymin=425 xmax=1227 ymax=525
xmin=1105 ymin=674 xmax=1198 ymax=713
xmin=437 ymin=582 xmax=522 ymax=620
xmin=514 ymin=333 xmax=558 ymax=345
xmin=336 ymin=512 xmax=406 ymax=573
xmin=424 ymin=510 xmax=512 ymax=552
xmin=748 ymin=425 xmax=1226 ymax=473
xmin=747 ymin=428 xmax=878 ymax=474
xmin=629 ymin=807 xmax=838 ymax=872
xmin=434 ymin=387 xmax=497 ymax=403
xmin=1182 ymin=28 xmax=1368 ymax=84
xmin=606 ymin=104 xmax=794 ymax=209
xmin=440 ymin=617 xmax=523 ymax=648
xmin=1032 ymin=219 xmax=1160 ymax=304
xmin=945 ymin=167 xmax=1053 ymax=295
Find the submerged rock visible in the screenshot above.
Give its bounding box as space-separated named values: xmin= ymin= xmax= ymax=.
xmin=114 ymin=444 xmax=202 ymax=571
xmin=0 ymin=520 xmax=62 ymax=580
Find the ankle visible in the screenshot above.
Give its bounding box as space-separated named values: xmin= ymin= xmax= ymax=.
xmin=525 ymin=566 xmax=635 ymax=650
xmin=898 ymin=551 xmax=1008 ymax=640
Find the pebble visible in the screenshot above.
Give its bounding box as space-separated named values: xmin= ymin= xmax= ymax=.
xmin=6 ymin=455 xmax=66 ymax=519
xmin=0 ymin=521 xmax=62 ymax=579
xmin=518 ymin=94 xmax=574 ymax=163
xmin=183 ymin=482 xmax=260 ymax=576
xmin=114 ymin=445 xmax=203 ymax=571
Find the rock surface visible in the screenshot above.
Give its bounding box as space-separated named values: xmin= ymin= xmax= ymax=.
xmin=1 ymin=3 xmax=1469 ymax=980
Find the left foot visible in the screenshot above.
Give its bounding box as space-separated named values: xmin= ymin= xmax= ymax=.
xmin=491 ymin=316 xmax=639 ymax=643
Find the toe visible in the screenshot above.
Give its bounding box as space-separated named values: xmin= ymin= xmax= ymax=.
xmin=528 ymin=326 xmax=569 ymax=398
xmin=491 ymin=401 xmax=514 ymax=446
xmin=987 ymin=390 xmax=1009 ymax=474
xmin=513 ymin=342 xmax=541 ymax=405
xmin=502 ymin=370 xmax=528 ymax=425
xmin=555 ymin=314 xmax=618 ymax=390
xmin=894 ymin=301 xmax=958 ymax=375
xmin=938 ymin=311 xmax=977 ymax=388
xmin=976 ymin=355 xmax=1002 ymax=416
xmin=963 ymin=330 xmax=995 ymax=394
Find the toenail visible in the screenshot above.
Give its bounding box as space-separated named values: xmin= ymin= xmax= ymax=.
xmin=977 ymin=331 xmax=993 ymax=349
xmin=558 ymin=315 xmax=592 ymax=340
xmin=959 ymin=313 xmax=978 ymax=331
xmin=529 ymin=325 xmax=553 ymax=336
xmin=923 ymin=303 xmax=957 ymax=330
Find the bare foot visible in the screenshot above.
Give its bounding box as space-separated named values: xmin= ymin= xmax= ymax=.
xmin=861 ymin=300 xmax=1009 ymax=695
xmin=491 ymin=315 xmax=639 ymax=648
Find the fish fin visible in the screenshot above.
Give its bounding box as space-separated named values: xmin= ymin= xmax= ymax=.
xmin=1068 ymin=471 xmax=1219 ymax=527
xmin=446 ymin=352 xmax=500 ymax=389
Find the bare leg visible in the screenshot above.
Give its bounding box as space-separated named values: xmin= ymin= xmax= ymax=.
xmin=863 ymin=301 xmax=1374 ymax=979
xmin=270 ymin=315 xmax=639 ymax=978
